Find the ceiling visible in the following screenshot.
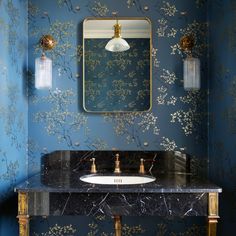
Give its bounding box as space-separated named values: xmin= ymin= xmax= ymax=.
xmin=84 ymin=19 xmax=151 ymax=38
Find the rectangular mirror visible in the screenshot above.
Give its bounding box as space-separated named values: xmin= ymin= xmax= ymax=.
xmin=83 ymin=17 xmax=152 ymax=112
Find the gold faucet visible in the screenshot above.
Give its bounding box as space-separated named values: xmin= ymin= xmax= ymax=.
xmin=139 ymin=158 xmax=145 ymax=174
xmin=114 ymin=153 xmax=121 ymax=174
xmin=90 ymin=158 xmax=97 ymax=174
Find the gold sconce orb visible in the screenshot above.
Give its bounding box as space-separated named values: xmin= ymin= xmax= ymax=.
xmin=40 ymin=35 xmax=57 ymax=51
xmin=179 ymin=35 xmax=195 ymax=52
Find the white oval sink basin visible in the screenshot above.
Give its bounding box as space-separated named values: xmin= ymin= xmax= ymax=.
xmin=80 ymin=175 xmax=156 ymax=185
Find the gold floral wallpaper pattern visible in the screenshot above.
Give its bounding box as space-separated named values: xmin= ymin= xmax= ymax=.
xmin=0 ymin=0 xmax=28 ymax=235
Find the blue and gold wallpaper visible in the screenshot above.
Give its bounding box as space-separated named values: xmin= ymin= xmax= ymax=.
xmin=209 ymin=0 xmax=236 ymax=235
xmin=0 ymin=0 xmax=28 ymax=235
xmin=3 ymin=0 xmax=236 ymax=235
xmin=27 ymin=0 xmax=209 ymax=235
xmin=28 ymin=0 xmax=208 ymax=171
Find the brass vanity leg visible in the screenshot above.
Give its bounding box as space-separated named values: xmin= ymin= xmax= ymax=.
xmin=207 ymin=192 xmax=219 ymax=236
xmin=114 ymin=215 xmax=122 ymax=236
xmin=17 ymin=192 xmax=30 ymax=236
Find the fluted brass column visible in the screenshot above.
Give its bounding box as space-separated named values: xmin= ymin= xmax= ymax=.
xmin=207 ymin=192 xmax=219 ymax=236
xmin=17 ymin=192 xmax=30 ymax=236
xmin=114 ymin=215 xmax=122 ymax=236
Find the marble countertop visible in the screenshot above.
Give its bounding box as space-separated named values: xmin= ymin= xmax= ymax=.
xmin=15 ymin=170 xmax=222 ymax=193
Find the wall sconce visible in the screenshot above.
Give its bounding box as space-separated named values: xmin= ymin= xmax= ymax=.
xmin=105 ymin=19 xmax=130 ymax=52
xmin=35 ymin=35 xmax=56 ymax=89
xmin=180 ymin=35 xmax=200 ymax=91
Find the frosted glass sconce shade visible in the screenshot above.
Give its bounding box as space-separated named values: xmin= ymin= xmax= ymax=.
xmin=183 ymin=57 xmax=200 ymax=91
xmin=105 ymin=37 xmax=130 ymax=52
xmin=35 ymin=35 xmax=56 ymax=89
xmin=35 ymin=54 xmax=52 ymax=89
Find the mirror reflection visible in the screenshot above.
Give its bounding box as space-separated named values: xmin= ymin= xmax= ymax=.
xmin=83 ymin=18 xmax=152 ymax=112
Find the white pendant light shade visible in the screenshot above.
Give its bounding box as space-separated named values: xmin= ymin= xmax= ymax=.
xmin=183 ymin=57 xmax=200 ymax=91
xmin=35 ymin=54 xmax=52 ymax=89
xmin=105 ymin=37 xmax=130 ymax=52
xmin=105 ymin=20 xmax=130 ymax=52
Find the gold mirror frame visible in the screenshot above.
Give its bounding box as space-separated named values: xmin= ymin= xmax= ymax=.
xmin=83 ymin=17 xmax=152 ymax=113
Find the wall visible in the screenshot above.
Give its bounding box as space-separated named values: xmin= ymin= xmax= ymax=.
xmin=28 ymin=0 xmax=209 ymax=235
xmin=0 ymin=0 xmax=28 ymax=235
xmin=209 ymin=0 xmax=236 ymax=235
xmin=4 ymin=1 xmax=236 ymax=235
xmin=28 ymin=0 xmax=208 ymax=171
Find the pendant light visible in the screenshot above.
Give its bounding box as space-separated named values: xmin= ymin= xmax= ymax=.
xmin=105 ymin=19 xmax=130 ymax=52
xmin=35 ymin=35 xmax=56 ymax=89
xmin=180 ymin=35 xmax=200 ymax=91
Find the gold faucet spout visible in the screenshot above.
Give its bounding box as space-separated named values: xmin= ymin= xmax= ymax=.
xmin=90 ymin=158 xmax=97 ymax=174
xmin=114 ymin=153 xmax=121 ymax=174
xmin=139 ymin=158 xmax=145 ymax=174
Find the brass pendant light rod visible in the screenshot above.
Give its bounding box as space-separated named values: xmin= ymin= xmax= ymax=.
xmin=114 ymin=22 xmax=122 ymax=38
xmin=112 ymin=12 xmax=121 ymax=39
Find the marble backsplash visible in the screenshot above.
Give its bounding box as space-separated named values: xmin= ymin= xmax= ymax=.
xmin=42 ymin=150 xmax=207 ymax=177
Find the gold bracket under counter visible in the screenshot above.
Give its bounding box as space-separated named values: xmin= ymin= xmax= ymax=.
xmin=17 ymin=192 xmax=30 ymax=236
xmin=208 ymin=192 xmax=219 ymax=236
